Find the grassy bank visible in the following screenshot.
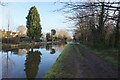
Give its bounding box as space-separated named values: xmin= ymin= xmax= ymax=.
xmin=2 ymin=42 xmax=52 ymax=49
xmin=79 ymin=44 xmax=118 ymax=68
xmin=2 ymin=41 xmax=66 ymax=52
xmin=44 ymin=43 xmax=83 ymax=78
xmin=91 ymin=48 xmax=118 ymax=68
xmin=44 ymin=44 xmax=70 ymax=78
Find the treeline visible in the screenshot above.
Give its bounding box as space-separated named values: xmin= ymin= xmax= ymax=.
xmin=2 ymin=29 xmax=72 ymax=44
xmin=2 ymin=37 xmax=19 ymax=44
xmin=60 ymin=1 xmax=120 ymax=48
xmin=2 ymin=37 xmax=43 ymax=44
xmin=46 ymin=29 xmax=71 ymax=43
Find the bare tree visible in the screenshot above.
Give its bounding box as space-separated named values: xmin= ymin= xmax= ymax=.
xmin=57 ymin=1 xmax=120 ymax=48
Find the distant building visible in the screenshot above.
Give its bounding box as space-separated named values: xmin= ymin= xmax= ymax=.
xmin=10 ymin=32 xmax=18 ymax=37
xmin=1 ymin=29 xmax=19 ymax=38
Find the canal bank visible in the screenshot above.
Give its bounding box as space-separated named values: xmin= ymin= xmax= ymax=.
xmin=2 ymin=42 xmax=66 ymax=51
xmin=45 ymin=43 xmax=118 ymax=78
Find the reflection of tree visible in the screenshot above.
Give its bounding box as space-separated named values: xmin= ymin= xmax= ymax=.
xmin=18 ymin=49 xmax=27 ymax=56
xmin=53 ymin=43 xmax=66 ymax=52
xmin=24 ymin=50 xmax=42 ymax=79
xmin=46 ymin=43 xmax=66 ymax=54
xmin=2 ymin=51 xmax=15 ymax=78
xmin=50 ymin=48 xmax=56 ymax=54
xmin=2 ymin=48 xmax=18 ymax=53
xmin=45 ymin=44 xmax=52 ymax=50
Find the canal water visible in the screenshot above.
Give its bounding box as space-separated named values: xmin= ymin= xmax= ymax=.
xmin=1 ymin=44 xmax=65 ymax=78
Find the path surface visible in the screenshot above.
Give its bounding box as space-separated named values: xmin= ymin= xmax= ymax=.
xmin=58 ymin=43 xmax=118 ymax=78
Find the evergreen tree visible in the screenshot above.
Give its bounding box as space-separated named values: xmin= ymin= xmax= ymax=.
xmin=51 ymin=29 xmax=56 ymax=41
xmin=26 ymin=6 xmax=42 ymax=41
xmin=46 ymin=33 xmax=51 ymax=41
xmin=51 ymin=29 xmax=56 ymax=36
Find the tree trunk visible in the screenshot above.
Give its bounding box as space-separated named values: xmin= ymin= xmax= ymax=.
xmin=114 ymin=11 xmax=120 ymax=48
xmin=32 ymin=37 xmax=35 ymax=46
xmin=98 ymin=2 xmax=105 ymax=47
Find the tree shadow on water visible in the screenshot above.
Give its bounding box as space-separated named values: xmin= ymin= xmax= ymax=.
xmin=45 ymin=44 xmax=52 ymax=51
xmin=50 ymin=48 xmax=56 ymax=54
xmin=24 ymin=49 xmax=42 ymax=79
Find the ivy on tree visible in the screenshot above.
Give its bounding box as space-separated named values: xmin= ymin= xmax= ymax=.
xmin=26 ymin=6 xmax=42 ymax=40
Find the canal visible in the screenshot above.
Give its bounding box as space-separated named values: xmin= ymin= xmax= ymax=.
xmin=1 ymin=43 xmax=65 ymax=78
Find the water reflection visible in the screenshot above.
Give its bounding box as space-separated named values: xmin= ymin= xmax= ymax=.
xmin=2 ymin=51 xmax=15 ymax=78
xmin=24 ymin=49 xmax=42 ymax=79
xmin=18 ymin=49 xmax=28 ymax=56
xmin=45 ymin=44 xmax=52 ymax=50
xmin=2 ymin=43 xmax=66 ymax=55
xmin=45 ymin=43 xmax=66 ymax=54
xmin=2 ymin=43 xmax=66 ymax=78
xmin=50 ymin=48 xmax=56 ymax=54
xmin=53 ymin=43 xmax=66 ymax=52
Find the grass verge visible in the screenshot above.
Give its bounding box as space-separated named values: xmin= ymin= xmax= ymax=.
xmin=80 ymin=44 xmax=118 ymax=68
xmin=44 ymin=44 xmax=72 ymax=78
xmin=92 ymin=48 xmax=118 ymax=68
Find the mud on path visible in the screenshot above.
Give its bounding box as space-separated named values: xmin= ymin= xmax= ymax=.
xmin=58 ymin=43 xmax=118 ymax=78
